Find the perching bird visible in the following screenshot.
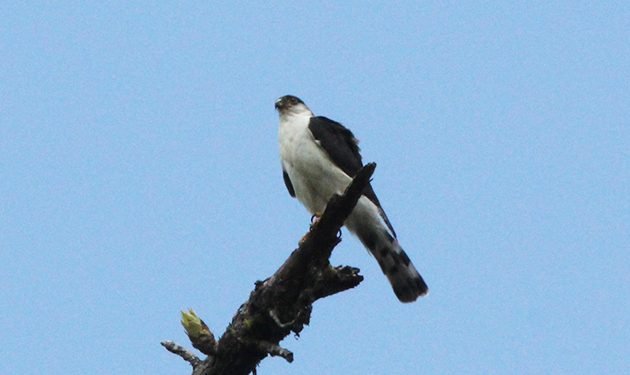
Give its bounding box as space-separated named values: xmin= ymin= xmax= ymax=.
xmin=275 ymin=95 xmax=428 ymax=302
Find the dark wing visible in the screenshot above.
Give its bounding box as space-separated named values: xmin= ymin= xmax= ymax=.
xmin=308 ymin=116 xmax=397 ymax=237
xmin=283 ymin=169 xmax=296 ymax=197
xmin=308 ymin=116 xmax=363 ymax=176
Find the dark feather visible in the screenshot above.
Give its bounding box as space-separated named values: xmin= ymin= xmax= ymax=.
xmin=282 ymin=169 xmax=295 ymax=198
xmin=308 ymin=116 xmax=397 ymax=237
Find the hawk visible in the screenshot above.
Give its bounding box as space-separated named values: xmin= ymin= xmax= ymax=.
xmin=275 ymin=95 xmax=428 ymax=302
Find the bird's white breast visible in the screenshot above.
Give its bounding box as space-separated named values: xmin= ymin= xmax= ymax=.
xmin=279 ymin=113 xmax=352 ymax=215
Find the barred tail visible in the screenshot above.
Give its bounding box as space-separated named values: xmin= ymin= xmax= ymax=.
xmin=370 ymin=233 xmax=428 ymax=302
xmin=345 ymin=196 xmax=428 ymax=302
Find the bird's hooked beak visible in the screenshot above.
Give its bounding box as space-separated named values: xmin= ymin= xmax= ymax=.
xmin=275 ymin=96 xmax=289 ymax=112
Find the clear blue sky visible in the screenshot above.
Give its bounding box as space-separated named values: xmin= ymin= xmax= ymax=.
xmin=1 ymin=2 xmax=628 ymax=374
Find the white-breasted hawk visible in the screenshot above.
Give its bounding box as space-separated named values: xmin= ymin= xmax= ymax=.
xmin=275 ymin=95 xmax=428 ymax=302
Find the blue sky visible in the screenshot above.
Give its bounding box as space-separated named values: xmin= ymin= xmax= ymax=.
xmin=1 ymin=1 xmax=628 ymax=374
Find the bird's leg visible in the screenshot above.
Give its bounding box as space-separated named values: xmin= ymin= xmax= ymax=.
xmin=298 ymin=213 xmax=323 ymax=245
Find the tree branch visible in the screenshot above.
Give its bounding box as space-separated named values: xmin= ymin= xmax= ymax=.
xmin=163 ymin=163 xmax=377 ymax=374
xmin=161 ymin=340 xmax=201 ymax=367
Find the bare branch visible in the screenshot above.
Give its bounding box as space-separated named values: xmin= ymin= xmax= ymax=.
xmin=161 ymin=340 xmax=202 ymax=367
xmin=162 ymin=163 xmax=377 ymax=374
xmin=241 ymin=339 xmax=294 ymax=363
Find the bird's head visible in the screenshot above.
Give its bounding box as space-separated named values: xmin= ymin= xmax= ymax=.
xmin=275 ymin=95 xmax=312 ymax=116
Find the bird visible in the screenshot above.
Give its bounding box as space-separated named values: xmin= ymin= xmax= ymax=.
xmin=275 ymin=95 xmax=428 ymax=302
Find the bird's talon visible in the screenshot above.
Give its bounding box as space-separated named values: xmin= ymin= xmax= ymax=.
xmin=309 ymin=213 xmax=322 ymax=230
xmin=310 ymin=213 xmax=321 ymax=224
